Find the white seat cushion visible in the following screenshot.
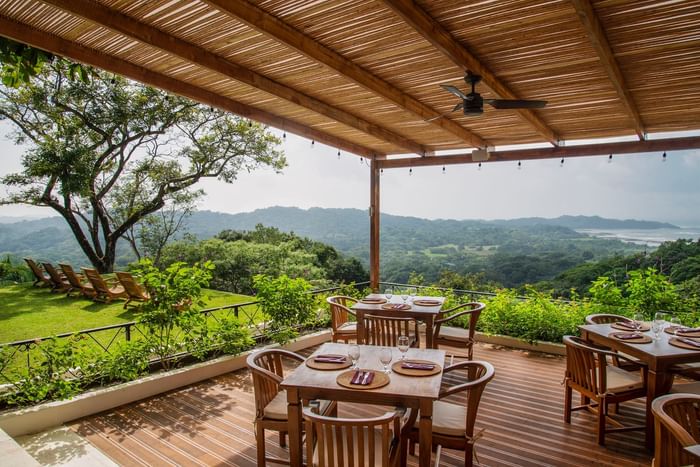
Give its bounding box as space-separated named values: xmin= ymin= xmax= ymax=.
xmin=263 ymin=391 xmax=333 ymax=421
xmin=437 ymin=326 xmax=470 ymax=341
xmin=313 ymin=427 xmax=388 ymax=467
xmin=605 ymin=366 xmax=644 ymax=393
xmin=412 ymin=400 xmax=465 ymax=438
xmin=337 ymin=322 xmax=357 ymax=333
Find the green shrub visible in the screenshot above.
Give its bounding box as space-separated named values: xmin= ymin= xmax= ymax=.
xmin=254 ymin=274 xmax=315 ymax=344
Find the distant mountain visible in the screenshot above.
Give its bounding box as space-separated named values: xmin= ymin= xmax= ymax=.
xmin=489 ymin=215 xmax=679 ymax=230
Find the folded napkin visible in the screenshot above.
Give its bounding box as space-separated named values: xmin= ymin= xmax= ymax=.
xmin=677 ymin=327 xmax=700 ymax=334
xmin=314 ymin=354 xmax=347 ymax=363
xmin=401 ymin=362 xmax=435 ymax=370
xmin=614 ymin=332 xmax=643 ymax=340
xmin=676 ymin=337 xmax=700 ymax=348
xmin=350 ymin=370 xmax=374 ymax=385
xmin=390 ymin=304 xmax=405 ymax=310
xmin=416 ymin=299 xmax=440 ymax=305
xmin=614 ymin=321 xmax=638 ymax=330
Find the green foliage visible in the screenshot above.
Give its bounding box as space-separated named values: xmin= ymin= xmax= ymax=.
xmin=625 ymin=268 xmax=679 ymax=318
xmin=95 ymin=341 xmax=151 ymax=384
xmin=135 ymin=259 xmax=214 ymax=369
xmin=0 ymin=255 xmax=32 ymax=284
xmin=253 ymin=274 xmax=315 ymax=344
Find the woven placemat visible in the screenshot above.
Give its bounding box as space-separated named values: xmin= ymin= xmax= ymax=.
xmin=611 ymin=322 xmax=651 ymax=332
xmin=306 ymin=356 xmax=352 ymax=371
xmin=381 ymin=303 xmax=411 ymax=311
xmin=669 ymin=337 xmax=700 ymax=351
xmin=665 ymin=326 xmax=700 ymax=337
xmin=412 ymin=299 xmax=441 ymax=307
xmin=608 ymin=332 xmax=652 ymax=344
xmin=336 ymin=369 xmax=390 ymax=390
xmin=391 ymin=359 xmax=442 ymax=377
xmin=360 ymin=297 xmax=387 ymax=305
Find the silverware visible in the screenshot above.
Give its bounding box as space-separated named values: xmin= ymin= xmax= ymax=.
xmin=361 ymin=371 xmax=371 ymax=385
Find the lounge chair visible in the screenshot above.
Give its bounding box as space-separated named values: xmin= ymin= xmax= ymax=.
xmin=82 ymin=268 xmax=127 ymax=303
xmin=24 ymin=258 xmax=51 ymax=287
xmin=115 ymin=271 xmax=150 ymax=308
xmin=59 ymin=263 xmax=95 ymax=298
xmin=41 ymin=262 xmax=71 ymax=293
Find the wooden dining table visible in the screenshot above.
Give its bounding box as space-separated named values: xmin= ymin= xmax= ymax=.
xmin=280 ymin=342 xmax=445 ymax=467
xmin=580 ymin=323 xmax=700 ymax=449
xmin=351 ymin=294 xmax=446 ymax=348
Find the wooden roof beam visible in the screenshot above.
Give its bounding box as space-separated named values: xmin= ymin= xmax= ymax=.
xmin=382 ymin=0 xmax=559 ymax=146
xmin=39 ymin=0 xmax=429 ymax=157
xmin=571 ymin=0 xmax=646 ymax=141
xmin=204 ymin=0 xmax=487 ymax=150
xmin=0 ymin=16 xmax=381 ymax=159
xmin=377 ymin=137 xmax=700 ymax=169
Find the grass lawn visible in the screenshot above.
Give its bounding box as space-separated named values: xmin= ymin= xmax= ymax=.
xmin=0 ymin=283 xmax=255 ymax=344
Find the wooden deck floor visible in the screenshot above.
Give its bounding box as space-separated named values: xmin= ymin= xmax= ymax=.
xmin=69 ymin=343 xmax=652 ymax=466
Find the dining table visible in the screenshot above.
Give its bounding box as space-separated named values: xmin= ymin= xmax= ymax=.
xmin=579 ymin=322 xmax=700 ymax=449
xmin=351 ymin=294 xmax=446 ymax=348
xmin=280 ymin=342 xmax=445 ymax=467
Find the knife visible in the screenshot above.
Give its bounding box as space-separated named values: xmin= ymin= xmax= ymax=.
xmin=361 ymin=371 xmax=371 ymax=385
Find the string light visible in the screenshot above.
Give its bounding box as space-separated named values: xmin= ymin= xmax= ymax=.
xmin=662 ymin=151 xmax=667 ymax=162
xmin=442 ymin=165 xmax=446 ymax=174
xmin=248 ymin=120 xmax=253 ymax=128
xmin=608 ymin=153 xmax=613 ymax=163
xmin=560 ymin=157 xmax=565 ymax=167
xmin=337 ymin=150 xmax=341 ymax=159
xmin=517 ymin=160 xmax=522 ymax=170
xmin=311 ymin=139 xmax=315 ymax=147
xmin=478 ymin=162 xmax=482 ymax=170
xmin=209 ymin=106 xmax=214 ymax=112
xmin=380 ymin=168 xmax=384 ymax=175
xmin=360 ymin=157 xmax=363 ymax=164
xmin=282 ymin=131 xmax=286 ymax=139
xmin=409 ymin=168 xmax=413 ymax=176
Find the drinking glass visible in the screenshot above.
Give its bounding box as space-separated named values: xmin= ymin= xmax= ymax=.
xmin=400 ymin=289 xmax=409 ymax=304
xmin=409 ymin=287 xmax=417 ymax=302
xmin=633 ymin=312 xmax=645 ymax=332
xmin=652 ymin=312 xmax=665 ymax=340
xmin=379 ymin=348 xmax=392 ymax=373
xmin=398 ymin=335 xmax=410 ymax=360
xmin=669 ymin=315 xmax=682 ymax=335
xmin=348 ymin=344 xmax=360 ymax=369
xmin=384 ymin=287 xmax=393 ymax=301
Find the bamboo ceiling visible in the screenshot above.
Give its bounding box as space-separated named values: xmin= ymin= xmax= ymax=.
xmin=1 ymin=0 xmax=700 ymax=162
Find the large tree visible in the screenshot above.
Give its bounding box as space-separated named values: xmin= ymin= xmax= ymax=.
xmin=0 ymin=61 xmax=285 ymax=272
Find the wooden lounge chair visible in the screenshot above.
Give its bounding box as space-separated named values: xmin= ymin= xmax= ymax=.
xmin=41 ymin=262 xmax=71 ymax=293
xmin=115 ymin=271 xmax=150 ymax=308
xmin=82 ymin=268 xmax=127 ymax=303
xmin=24 ymin=258 xmax=51 ymax=287
xmin=59 ymin=263 xmax=95 ymax=298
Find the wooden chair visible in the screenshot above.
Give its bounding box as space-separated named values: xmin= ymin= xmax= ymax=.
xmin=584 ymin=313 xmax=645 ymax=371
xmin=563 ymin=335 xmax=647 ymax=445
xmin=407 ymin=360 xmax=494 ymax=467
xmin=326 ymin=296 xmax=358 ymax=343
xmin=41 ymin=262 xmax=71 ymax=293
xmin=303 ymin=406 xmax=410 ymax=467
xmin=247 ymin=349 xmax=337 ymax=466
xmin=363 ymin=314 xmax=420 ymax=347
xmin=432 ymin=302 xmax=484 ymax=357
xmin=24 ymin=258 xmax=51 ymax=287
xmin=59 ymin=263 xmax=95 ymax=298
xmin=651 ymin=393 xmax=700 ymax=467
xmin=81 ymin=268 xmax=127 ymax=303
xmin=115 ymin=271 xmax=150 ymax=308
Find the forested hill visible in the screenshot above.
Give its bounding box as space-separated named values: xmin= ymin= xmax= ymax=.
xmin=489 ymin=215 xmax=678 ymax=230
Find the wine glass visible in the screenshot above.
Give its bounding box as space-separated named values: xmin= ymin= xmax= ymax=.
xmin=669 ymin=314 xmax=682 ymax=336
xmin=400 ymin=289 xmax=409 ymax=304
xmin=409 ymin=287 xmax=417 ymax=303
xmin=398 ymin=335 xmax=410 ymax=360
xmin=633 ymin=311 xmax=645 ymax=332
xmin=652 ymin=312 xmax=665 ymax=341
xmin=384 ymin=287 xmax=393 ymax=302
xmin=379 ymin=347 xmax=392 ymax=373
xmin=348 ymin=344 xmax=360 ymax=369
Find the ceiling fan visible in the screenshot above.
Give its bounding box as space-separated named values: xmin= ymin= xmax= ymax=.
xmin=441 ymin=71 xmax=547 ymax=116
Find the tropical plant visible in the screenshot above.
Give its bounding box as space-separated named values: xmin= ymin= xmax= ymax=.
xmin=0 ymin=61 xmax=285 ymax=272
xmin=253 ymin=274 xmax=315 ymax=344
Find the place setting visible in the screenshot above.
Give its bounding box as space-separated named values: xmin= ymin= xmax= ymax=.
xmin=412 ymin=298 xmax=441 ymax=307
xmin=608 ymin=312 xmax=653 ymax=343
xmin=359 ymin=296 xmax=387 ymax=305
xmin=306 ymin=353 xmax=353 ymax=370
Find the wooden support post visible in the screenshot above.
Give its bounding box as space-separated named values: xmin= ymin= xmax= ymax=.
xmin=369 ymin=159 xmax=380 ymax=292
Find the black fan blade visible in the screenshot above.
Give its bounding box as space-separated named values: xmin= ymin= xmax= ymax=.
xmin=441 ymin=84 xmax=468 ymax=100
xmin=485 ymin=99 xmax=547 ymax=109
xmin=452 ymin=102 xmax=463 ymax=112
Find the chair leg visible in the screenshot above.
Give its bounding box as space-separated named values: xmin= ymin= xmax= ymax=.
xmin=256 ymin=423 xmax=266 ymax=466
xmin=564 ymin=384 xmax=572 ymax=423
xmin=464 ymin=443 xmax=473 ymax=467
xmin=279 ymin=431 xmax=286 ymax=448
xmin=597 ymin=397 xmax=606 ymax=445
xmin=409 ymin=439 xmax=416 ymax=456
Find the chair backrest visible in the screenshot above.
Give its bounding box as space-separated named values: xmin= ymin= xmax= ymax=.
xmin=326 ymin=296 xmax=356 ymax=329
xmin=585 ymin=313 xmax=628 ymax=325
xmin=434 ymin=302 xmax=484 ymax=336
xmin=439 ymin=360 xmax=495 ymax=439
xmin=246 ymin=349 xmax=302 ymax=420
xmin=563 ymin=335 xmax=610 ymax=396
xmin=303 ymin=407 xmax=400 ymax=467
xmin=59 ymin=263 xmax=83 ymax=288
xmin=363 ymin=314 xmax=418 ymax=347
xmin=82 ymin=268 xmax=110 ymax=294
xmin=24 ymin=258 xmax=46 ymax=280
xmin=652 ymin=394 xmax=700 ymax=467
xmin=115 ymin=271 xmax=147 ymax=299
xmin=41 ymin=262 xmax=64 ymax=284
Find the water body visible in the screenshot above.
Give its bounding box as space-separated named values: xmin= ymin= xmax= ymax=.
xmin=577 ymin=228 xmax=700 ymax=247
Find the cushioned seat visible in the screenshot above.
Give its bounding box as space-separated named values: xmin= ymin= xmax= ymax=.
xmin=436 ymin=325 xmax=468 ymax=340
xmin=327 ymin=296 xmax=358 ymax=343
xmin=670 ymin=381 xmax=700 ymax=394
xmin=264 ymin=390 xmax=333 ymax=421
xmin=433 ymin=302 xmax=484 ymax=358
xmin=605 ymin=365 xmax=645 ymax=392
xmin=412 ymin=400 xmax=466 ymax=437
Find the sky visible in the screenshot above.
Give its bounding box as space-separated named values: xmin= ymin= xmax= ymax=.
xmin=1 ymin=121 xmax=699 ymax=226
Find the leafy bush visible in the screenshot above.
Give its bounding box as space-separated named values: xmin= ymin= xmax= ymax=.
xmin=253 ymin=274 xmax=315 ymax=344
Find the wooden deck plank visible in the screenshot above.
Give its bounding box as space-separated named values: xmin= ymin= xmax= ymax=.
xmin=69 ymin=342 xmax=652 ymax=466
